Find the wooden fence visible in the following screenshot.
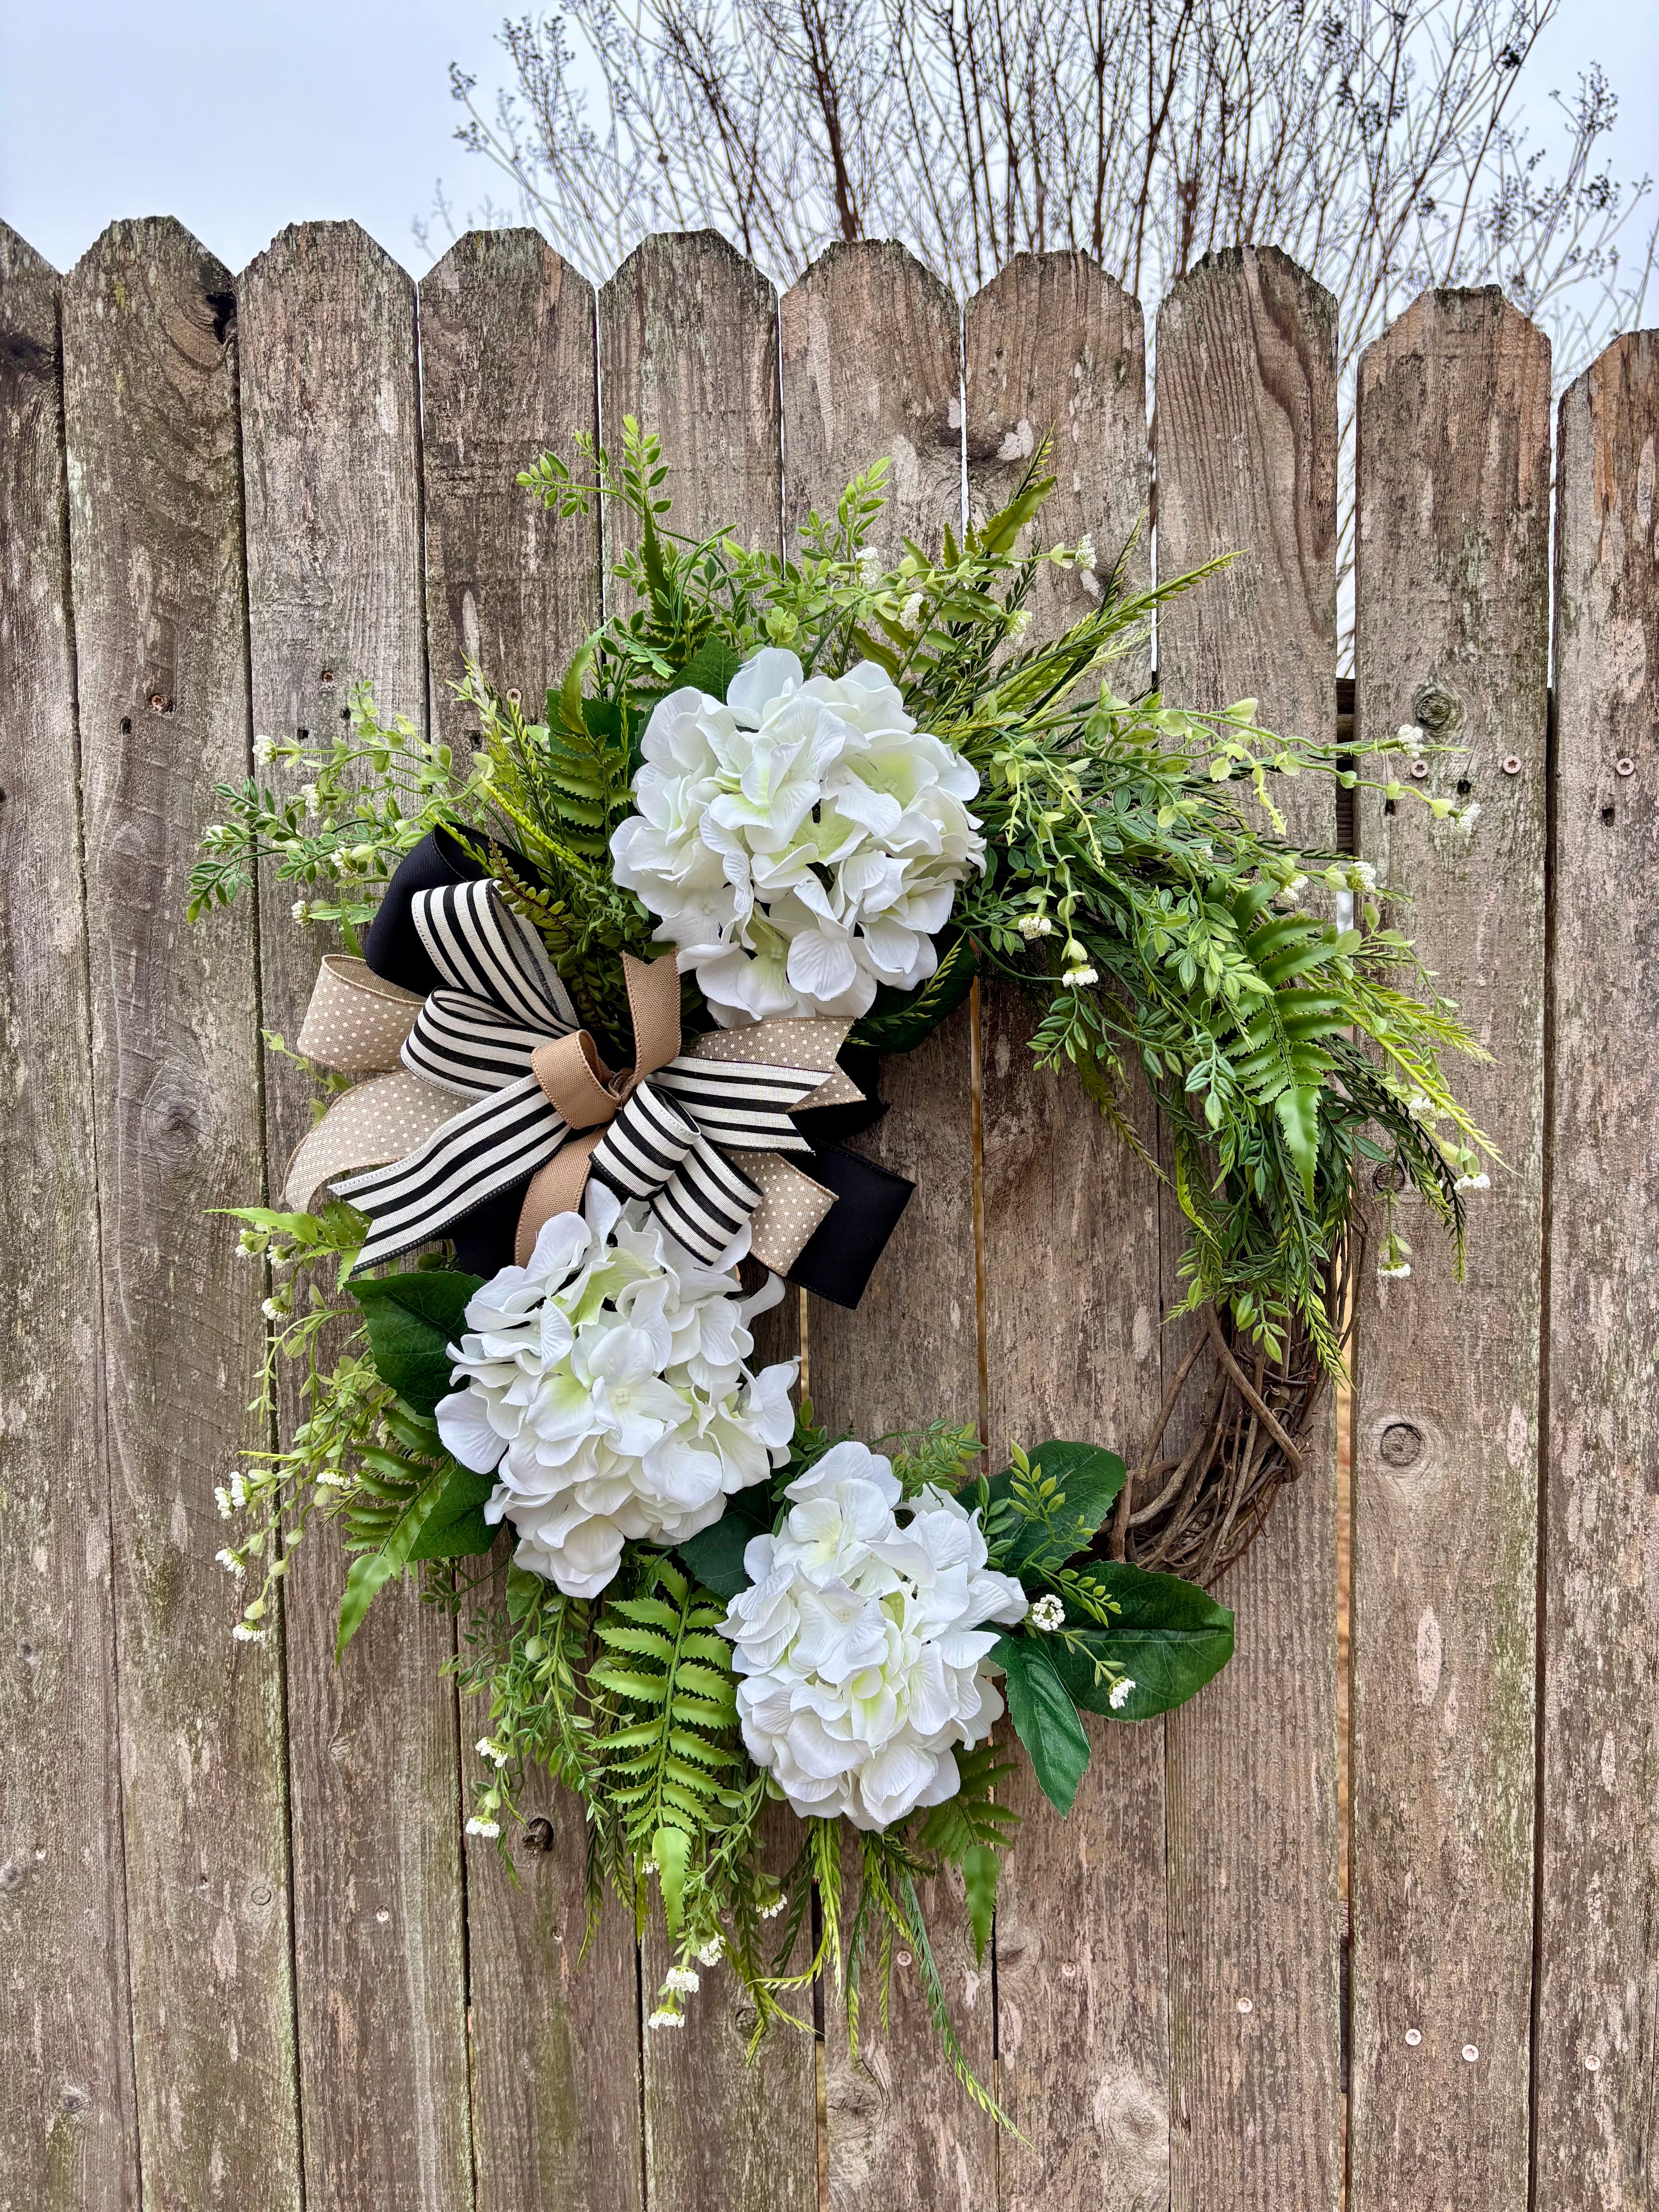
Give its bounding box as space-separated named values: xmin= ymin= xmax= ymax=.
xmin=0 ymin=214 xmax=1654 ymax=2212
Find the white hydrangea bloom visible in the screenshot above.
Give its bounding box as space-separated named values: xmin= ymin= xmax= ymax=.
xmin=610 ymin=647 xmax=986 ymax=1026
xmin=721 ymin=1441 xmax=1027 ymax=1830
xmin=435 ymin=1183 xmax=797 ymax=1600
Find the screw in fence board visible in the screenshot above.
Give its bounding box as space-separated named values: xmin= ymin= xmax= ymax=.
xmin=965 ymin=252 xmax=1173 ymax=2212
xmin=1535 ymin=329 xmax=1659 ymax=2209
xmin=0 ymin=222 xmax=139 ymax=2212
xmin=1154 ymin=244 xmax=1344 ymax=2212
xmin=235 ymin=221 xmax=474 ymax=2210
xmin=1349 ymin=288 xmax=1551 ymax=2212
xmin=58 ymin=218 xmax=303 ymax=2210
xmin=600 ymin=230 xmax=818 ymax=2212
xmin=419 ymin=227 xmax=644 ymax=2212
xmin=780 ymin=237 xmax=996 ymax=2212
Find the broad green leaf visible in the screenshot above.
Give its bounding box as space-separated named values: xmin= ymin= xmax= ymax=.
xmin=350 ymin=1269 xmax=482 ymax=1415
xmin=407 ymin=1463 xmax=499 ymax=1561
xmin=665 ymin=635 xmax=739 ymax=703
xmin=676 ymin=1491 xmax=771 ymax=1599
xmin=993 ymin=1633 xmax=1091 ymax=1815
xmin=991 ymin=1441 xmax=1128 ymax=1568
xmin=1045 ymin=1562 xmax=1234 ymax=1720
xmin=962 ymin=1842 xmax=1000 ymax=1966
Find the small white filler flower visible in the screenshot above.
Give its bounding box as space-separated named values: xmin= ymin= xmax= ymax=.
xmin=721 ymin=1441 xmax=1028 ymax=1829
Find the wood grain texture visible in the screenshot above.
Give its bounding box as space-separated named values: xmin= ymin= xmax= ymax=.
xmin=965 ymin=251 xmax=1150 ymax=635
xmin=966 ymin=252 xmax=1171 ymax=2212
xmin=0 ymin=222 xmax=139 ymax=2212
xmin=59 ymin=218 xmax=303 ymax=2211
xmin=601 ymin=229 xmax=782 ymax=567
xmin=419 ymin=225 xmax=644 ymax=2212
xmin=235 ymin=220 xmax=473 ymax=2212
xmin=1349 ymin=287 xmax=1551 ymax=2212
xmin=1537 ymin=333 xmax=1659 ymax=2207
xmin=419 ymin=229 xmax=601 ymax=748
xmin=1155 ymin=244 xmax=1344 ymax=2212
xmin=779 ymin=236 xmax=995 ymax=2211
xmin=601 ymin=229 xmax=816 ymax=2212
xmin=782 ymin=239 xmax=962 ymax=560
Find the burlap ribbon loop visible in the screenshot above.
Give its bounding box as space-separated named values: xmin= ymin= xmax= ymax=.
xmin=286 ymin=877 xmax=856 ymax=1277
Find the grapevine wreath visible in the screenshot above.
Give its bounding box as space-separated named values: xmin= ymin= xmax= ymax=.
xmin=194 ymin=427 xmax=1486 ymax=2117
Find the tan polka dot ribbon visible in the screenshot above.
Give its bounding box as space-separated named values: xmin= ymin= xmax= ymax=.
xmin=281 ymin=941 xmax=862 ymax=1274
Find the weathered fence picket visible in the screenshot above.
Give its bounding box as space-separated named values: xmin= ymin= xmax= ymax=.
xmin=1155 ymin=245 xmax=1345 ymax=2212
xmin=2 ymin=212 xmax=1655 ymax=2212
xmin=780 ymin=239 xmax=998 ymax=2212
xmin=418 ymin=228 xmax=645 ymax=2212
xmin=239 ymin=219 xmax=476 ymax=2212
xmin=0 ymin=222 xmax=137 ymax=2212
xmin=1539 ymin=327 xmax=1659 ymax=2212
xmin=968 ymin=253 xmax=1171 ymax=2212
xmin=58 ymin=218 xmax=303 ymax=2212
xmin=1350 ymin=289 xmax=1553 ymax=2212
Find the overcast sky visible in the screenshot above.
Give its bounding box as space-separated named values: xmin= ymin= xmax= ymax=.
xmin=3 ymin=0 xmax=1656 ymax=294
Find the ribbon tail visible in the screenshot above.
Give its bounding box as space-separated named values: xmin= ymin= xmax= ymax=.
xmin=337 ymin=1073 xmax=570 ymax=1272
xmin=284 ymin=1070 xmax=465 ymax=1214
xmin=728 ymin=1152 xmax=839 ymax=1274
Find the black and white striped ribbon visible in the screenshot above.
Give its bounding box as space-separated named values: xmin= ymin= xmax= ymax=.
xmin=336 ymin=879 xmax=823 ymax=1271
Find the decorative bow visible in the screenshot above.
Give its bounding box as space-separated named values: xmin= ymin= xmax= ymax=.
xmin=285 ymin=873 xmax=860 ymax=1277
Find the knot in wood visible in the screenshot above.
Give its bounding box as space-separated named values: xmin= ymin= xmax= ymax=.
xmin=1379 ymin=1421 xmax=1425 ymax=1468
xmin=1412 ymin=677 xmax=1465 ymax=737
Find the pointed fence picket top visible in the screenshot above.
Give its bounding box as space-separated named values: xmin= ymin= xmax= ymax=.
xmin=1 ymin=210 xmax=1655 ymax=2212
xmin=419 ymin=227 xmax=602 ymax=753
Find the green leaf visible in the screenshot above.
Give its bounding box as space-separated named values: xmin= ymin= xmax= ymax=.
xmin=989 ymin=1441 xmax=1127 ymax=1568
xmin=676 ymin=1489 xmax=771 ymax=1599
xmin=962 ymin=1843 xmax=1000 ymax=1967
xmin=406 ymin=1463 xmax=499 ymax=1562
xmin=652 ymin=1824 xmax=691 ymax=1935
xmin=1044 ymin=1563 xmax=1235 ymax=1719
xmin=336 ymin=1460 xmax=451 ymax=1654
xmin=1273 ymin=1084 xmax=1322 ymax=1204
xmin=505 ymin=1561 xmax=545 ymax=1621
xmin=993 ymin=1634 xmax=1091 ymax=1815
xmin=849 ymin=928 xmax=977 ymax=1054
xmin=350 ymin=1269 xmax=482 ymax=1415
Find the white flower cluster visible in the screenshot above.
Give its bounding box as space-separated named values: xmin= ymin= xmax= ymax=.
xmin=721 ymin=1442 xmax=1027 ymax=1829
xmin=610 ymin=648 xmax=986 ymax=1026
xmin=436 ymin=1184 xmax=795 ymax=1599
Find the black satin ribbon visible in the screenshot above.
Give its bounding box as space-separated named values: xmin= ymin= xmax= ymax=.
xmin=355 ymin=832 xmax=913 ymax=1305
